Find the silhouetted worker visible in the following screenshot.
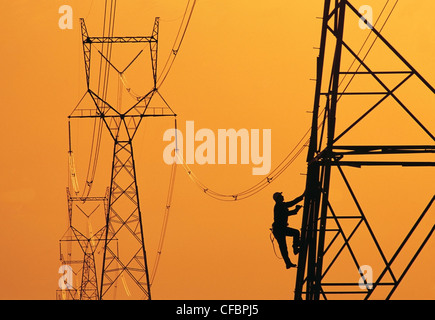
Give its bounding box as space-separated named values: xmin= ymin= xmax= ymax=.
xmin=272 ymin=191 xmax=304 ymax=269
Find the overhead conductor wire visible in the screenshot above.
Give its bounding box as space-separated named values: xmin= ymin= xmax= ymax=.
xmin=81 ymin=0 xmax=117 ymax=199
xmin=149 ymin=0 xmax=197 ymax=285
xmin=171 ymin=0 xmax=399 ymax=201
xmin=67 ymin=0 xmax=399 ymax=286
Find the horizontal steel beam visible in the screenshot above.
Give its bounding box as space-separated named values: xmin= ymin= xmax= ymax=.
xmin=85 ymin=36 xmax=156 ymax=44
xmin=320 ymin=282 xmax=395 ymax=286
xmin=333 ymin=145 xmax=435 ymax=154
xmin=69 ymin=196 xmax=107 ymax=202
xmin=68 ymin=114 xmax=175 ymax=119
xmin=327 ymin=161 xmax=435 ymax=167
xmin=339 ymin=71 xmax=412 ymax=75
xmin=321 ymin=91 xmax=388 ymax=95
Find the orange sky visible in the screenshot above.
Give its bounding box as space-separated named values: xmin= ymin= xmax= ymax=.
xmin=0 ymin=0 xmax=434 ymax=300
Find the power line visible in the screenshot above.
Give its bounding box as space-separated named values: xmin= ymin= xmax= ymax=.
xmin=81 ymin=0 xmax=118 ymax=199
xmin=157 ymin=0 xmax=198 ymax=89
xmin=174 ymin=108 xmax=327 ymax=201
xmin=150 ymin=161 xmax=177 ymax=285
xmin=167 ymin=2 xmax=400 ymax=201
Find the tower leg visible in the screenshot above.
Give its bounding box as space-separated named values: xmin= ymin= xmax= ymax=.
xmin=100 ymin=140 xmax=151 ymax=300
xmin=80 ymin=250 xmax=99 ymax=300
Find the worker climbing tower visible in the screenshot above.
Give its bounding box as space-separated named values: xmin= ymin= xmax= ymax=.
xmin=295 ymin=0 xmax=434 ymax=299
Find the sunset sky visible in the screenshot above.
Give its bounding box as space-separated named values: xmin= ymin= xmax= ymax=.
xmin=0 ymin=0 xmax=434 ymax=300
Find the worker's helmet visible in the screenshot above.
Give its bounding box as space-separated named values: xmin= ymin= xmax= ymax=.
xmin=273 ymin=192 xmax=283 ymax=202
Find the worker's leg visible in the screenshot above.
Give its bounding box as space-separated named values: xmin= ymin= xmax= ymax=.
xmin=273 ymin=230 xmax=294 ymax=268
xmin=286 ymin=227 xmax=300 ymax=254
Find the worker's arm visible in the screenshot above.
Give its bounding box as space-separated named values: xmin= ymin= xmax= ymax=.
xmin=284 ymin=193 xmax=305 ymax=208
xmin=288 ymin=205 xmax=303 ymax=216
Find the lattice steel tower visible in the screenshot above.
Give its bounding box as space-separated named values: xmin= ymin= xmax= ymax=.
xmin=295 ymin=0 xmax=434 ymax=299
xmin=65 ymin=14 xmax=175 ymax=300
xmin=58 ymin=188 xmax=109 ymax=300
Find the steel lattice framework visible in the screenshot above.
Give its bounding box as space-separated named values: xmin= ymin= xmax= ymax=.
xmin=65 ymin=16 xmax=175 ymax=300
xmin=57 ymin=188 xmax=109 ymax=300
xmin=295 ymin=0 xmax=435 ymax=300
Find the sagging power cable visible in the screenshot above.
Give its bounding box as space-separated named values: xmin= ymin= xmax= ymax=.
xmin=173 ymin=108 xmax=326 ymax=202
xmin=81 ymin=0 xmax=118 ymax=199
xmin=149 ymin=160 xmax=177 ymax=285
xmin=157 ymin=0 xmax=197 ymax=89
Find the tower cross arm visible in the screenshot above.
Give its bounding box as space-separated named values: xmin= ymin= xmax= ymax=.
xmin=86 ymin=36 xmax=156 ymax=44
xmin=68 ymin=113 xmax=175 ymax=119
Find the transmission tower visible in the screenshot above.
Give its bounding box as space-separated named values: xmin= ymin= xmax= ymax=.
xmin=57 ymin=188 xmax=109 ymax=300
xmin=295 ymin=0 xmax=434 ymax=300
xmin=66 ymin=15 xmax=176 ymax=300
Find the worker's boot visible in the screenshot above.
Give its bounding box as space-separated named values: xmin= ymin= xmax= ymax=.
xmin=292 ymin=244 xmax=300 ymax=255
